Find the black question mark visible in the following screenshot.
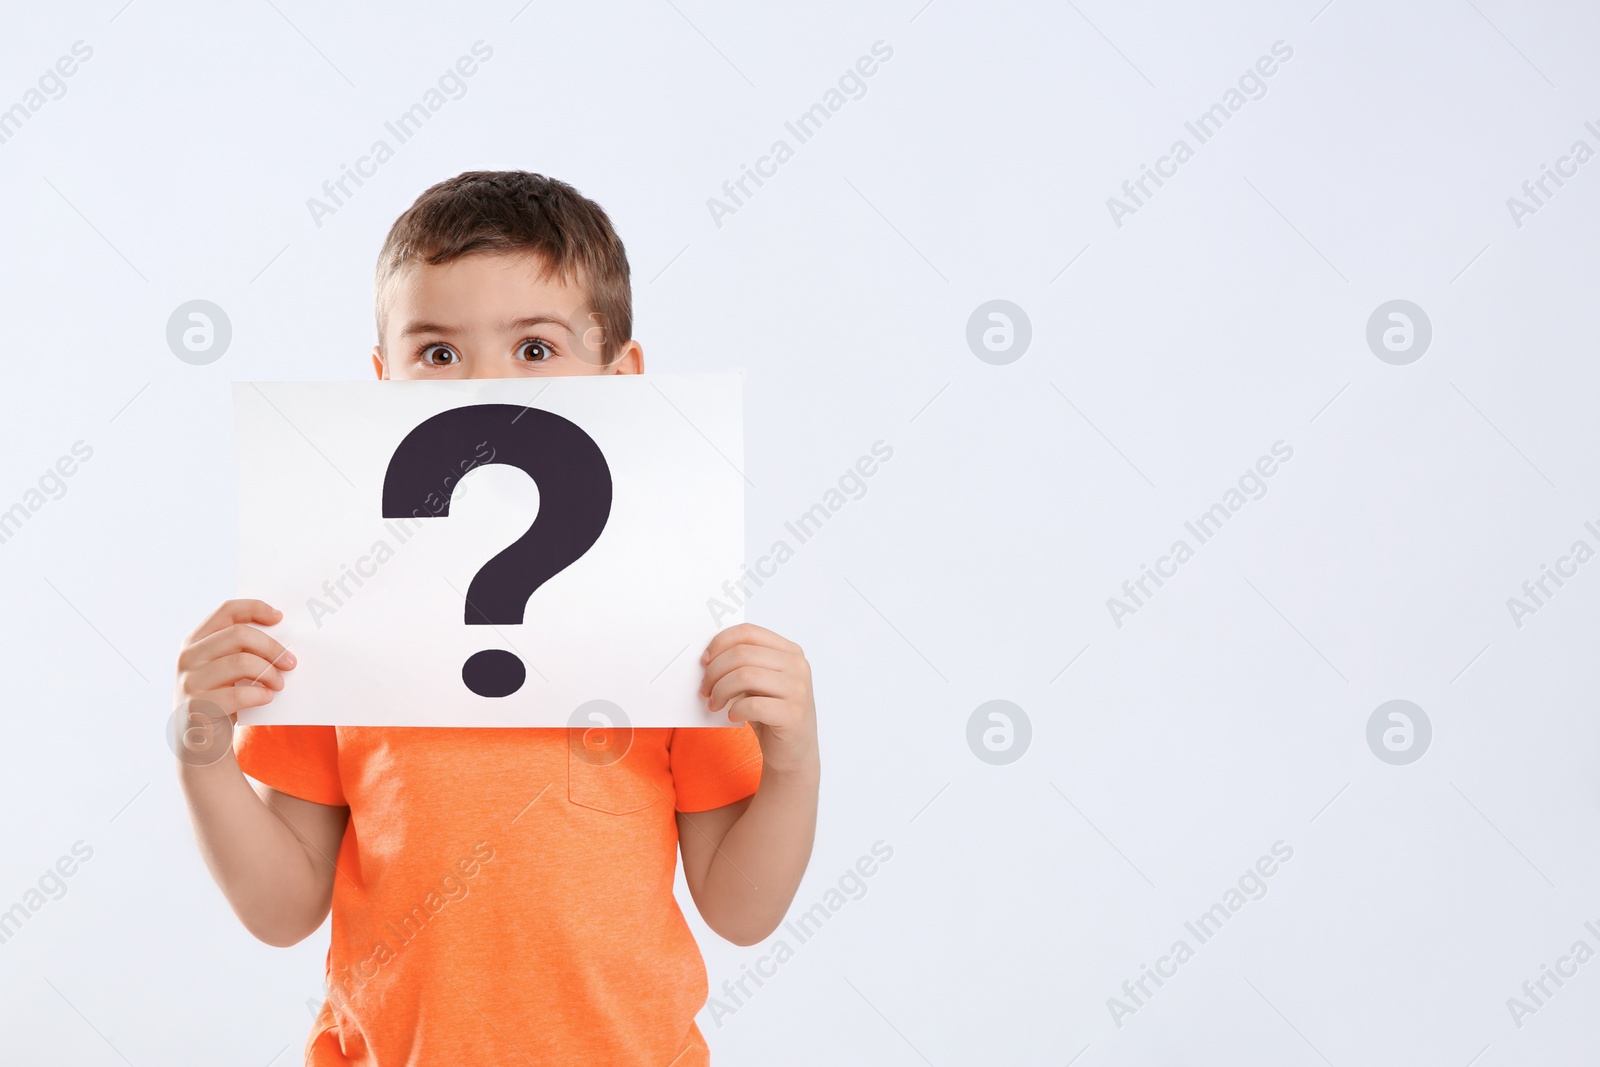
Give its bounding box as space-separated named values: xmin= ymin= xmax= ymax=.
xmin=381 ymin=404 xmax=612 ymax=698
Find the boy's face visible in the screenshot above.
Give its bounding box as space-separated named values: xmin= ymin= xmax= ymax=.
xmin=372 ymin=252 xmax=642 ymax=380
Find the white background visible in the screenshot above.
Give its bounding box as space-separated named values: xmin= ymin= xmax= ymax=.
xmin=0 ymin=1 xmax=1597 ymax=1064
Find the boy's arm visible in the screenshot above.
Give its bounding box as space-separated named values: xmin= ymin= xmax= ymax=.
xmin=175 ymin=599 xmax=349 ymax=947
xmin=678 ymin=624 xmax=820 ymax=947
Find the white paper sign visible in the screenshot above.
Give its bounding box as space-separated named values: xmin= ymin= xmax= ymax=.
xmin=232 ymin=372 xmax=744 ymax=727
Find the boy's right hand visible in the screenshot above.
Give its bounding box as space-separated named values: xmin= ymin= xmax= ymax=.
xmin=174 ymin=599 xmax=297 ymax=725
xmin=173 ymin=599 xmax=345 ymax=946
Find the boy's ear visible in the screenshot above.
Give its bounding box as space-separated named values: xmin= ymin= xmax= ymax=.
xmin=611 ymin=339 xmax=643 ymax=375
xmin=371 ymin=346 xmax=387 ymax=380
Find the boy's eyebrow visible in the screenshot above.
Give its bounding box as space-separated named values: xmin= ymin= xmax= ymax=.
xmin=399 ymin=314 xmax=577 ymax=338
xmin=399 ymin=320 xmax=458 ymax=338
xmin=502 ymin=314 xmax=577 ymax=336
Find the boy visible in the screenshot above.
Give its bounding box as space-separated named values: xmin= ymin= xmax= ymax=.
xmin=174 ymin=171 xmax=820 ymax=1065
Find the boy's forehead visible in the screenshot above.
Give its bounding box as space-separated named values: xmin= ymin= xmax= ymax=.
xmin=388 ymin=252 xmax=587 ymax=324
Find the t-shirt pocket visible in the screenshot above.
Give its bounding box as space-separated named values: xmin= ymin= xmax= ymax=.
xmin=567 ymin=723 xmax=659 ymax=815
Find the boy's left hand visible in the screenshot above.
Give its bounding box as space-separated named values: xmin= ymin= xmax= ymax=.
xmin=700 ymin=623 xmax=817 ymax=777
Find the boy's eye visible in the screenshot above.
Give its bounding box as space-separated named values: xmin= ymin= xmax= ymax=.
xmin=516 ymin=339 xmax=553 ymax=363
xmin=419 ymin=343 xmax=459 ymax=366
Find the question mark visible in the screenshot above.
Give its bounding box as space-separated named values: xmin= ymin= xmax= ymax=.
xmin=381 ymin=404 xmax=612 ymax=698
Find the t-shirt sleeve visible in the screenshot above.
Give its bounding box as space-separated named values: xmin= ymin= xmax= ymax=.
xmin=668 ymin=724 xmax=763 ymax=812
xmin=233 ymin=723 xmax=347 ymax=808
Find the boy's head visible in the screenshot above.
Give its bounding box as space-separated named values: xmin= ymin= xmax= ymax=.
xmin=371 ymin=171 xmax=641 ymax=380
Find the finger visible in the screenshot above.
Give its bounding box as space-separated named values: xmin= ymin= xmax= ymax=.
xmin=182 ymin=622 xmax=296 ymax=673
xmin=195 ymin=682 xmax=277 ymax=718
xmin=183 ymin=651 xmax=287 ymax=693
xmin=187 ymin=600 xmax=283 ymax=645
xmin=700 ymin=623 xmax=800 ymax=665
xmin=180 ymin=623 xmax=296 ymax=674
xmin=699 ymin=644 xmax=792 ymax=695
xmin=708 ymin=665 xmax=794 ymax=712
xmin=720 ymin=695 xmax=787 ymax=724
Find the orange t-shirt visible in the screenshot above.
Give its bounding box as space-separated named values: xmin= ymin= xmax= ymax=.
xmin=233 ymin=722 xmax=762 ymax=1066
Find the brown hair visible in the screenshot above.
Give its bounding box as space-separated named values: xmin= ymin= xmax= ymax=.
xmin=375 ymin=171 xmax=632 ymax=364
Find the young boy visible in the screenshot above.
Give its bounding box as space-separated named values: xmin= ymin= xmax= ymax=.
xmin=174 ymin=171 xmax=820 ymax=1065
